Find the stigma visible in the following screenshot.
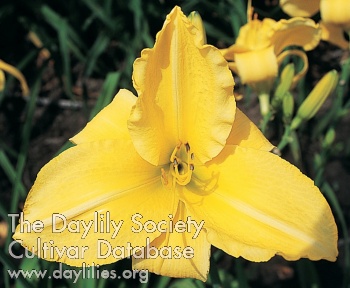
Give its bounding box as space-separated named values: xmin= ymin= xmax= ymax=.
xmin=161 ymin=142 xmax=194 ymax=188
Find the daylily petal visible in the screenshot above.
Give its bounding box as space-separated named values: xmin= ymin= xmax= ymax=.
xmin=271 ymin=18 xmax=321 ymax=55
xmin=132 ymin=201 xmax=210 ymax=281
xmin=181 ymin=146 xmax=338 ymax=262
xmin=280 ymin=0 xmax=320 ymax=17
xmin=71 ymin=89 xmax=137 ymax=144
xmin=220 ymin=44 xmax=253 ymax=61
xmin=320 ymin=21 xmax=349 ymax=50
xmin=227 ymin=62 xmax=239 ymax=75
xmin=235 ymin=19 xmax=277 ymax=51
xmin=14 ymin=139 xmax=177 ymax=266
xmin=226 ymin=108 xmax=274 ymax=152
xmin=128 ymin=6 xmax=235 ymax=166
xmin=234 ymin=46 xmax=278 ymax=86
xmin=320 ymin=0 xmax=350 ymax=30
xmin=206 ymin=231 xmax=276 ymax=261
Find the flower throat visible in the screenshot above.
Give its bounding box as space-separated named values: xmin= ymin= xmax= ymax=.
xmin=161 ymin=142 xmax=194 ymax=188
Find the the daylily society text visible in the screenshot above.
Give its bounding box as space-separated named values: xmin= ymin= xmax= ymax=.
xmin=8 ymin=212 xmax=205 ymax=260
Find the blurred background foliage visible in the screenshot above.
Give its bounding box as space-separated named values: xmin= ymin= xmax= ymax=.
xmin=0 ymin=0 xmax=349 ymax=287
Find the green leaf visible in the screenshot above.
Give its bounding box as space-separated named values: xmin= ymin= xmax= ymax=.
xmin=0 ymin=150 xmax=27 ymax=198
xmin=296 ymin=259 xmax=320 ymax=288
xmin=15 ymin=256 xmax=40 ymax=288
xmin=322 ymin=182 xmax=350 ymax=287
xmin=272 ymin=63 xmax=295 ymax=110
xmin=0 ymin=249 xmax=34 ymax=288
xmin=80 ymin=0 xmax=116 ymax=31
xmin=154 ymin=276 xmax=171 ymax=288
xmin=89 ymin=71 xmax=121 ymax=120
xmin=84 ymin=32 xmax=111 ymax=77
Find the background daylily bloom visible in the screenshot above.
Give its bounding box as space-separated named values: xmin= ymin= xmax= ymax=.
xmin=320 ymin=0 xmax=350 ymax=30
xmin=279 ymin=0 xmax=320 ymax=17
xmin=280 ymin=0 xmax=350 ymax=49
xmin=221 ymin=13 xmax=321 ymax=115
xmin=14 ymin=6 xmax=337 ymax=282
xmin=188 ymin=11 xmax=207 ymax=45
xmin=220 ymin=15 xmax=321 ymax=95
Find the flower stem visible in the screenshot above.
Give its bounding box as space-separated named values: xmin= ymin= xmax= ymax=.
xmin=261 ymin=110 xmax=273 ymax=134
xmin=277 ymin=125 xmax=292 ymax=151
xmin=289 ymin=130 xmax=302 ymax=167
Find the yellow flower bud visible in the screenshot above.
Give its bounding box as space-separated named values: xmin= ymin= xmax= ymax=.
xmin=272 ymin=63 xmax=295 ymax=110
xmin=282 ymin=91 xmax=295 ymax=124
xmin=188 ymin=11 xmax=207 ymax=45
xmin=323 ymin=127 xmax=336 ymax=149
xmin=291 ymin=70 xmax=338 ymax=130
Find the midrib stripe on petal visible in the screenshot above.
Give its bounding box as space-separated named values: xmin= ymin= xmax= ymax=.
xmin=39 ymin=177 xmax=160 ymax=226
xmin=215 ymin=192 xmax=329 ymax=253
xmin=172 ymin=16 xmax=181 ymax=141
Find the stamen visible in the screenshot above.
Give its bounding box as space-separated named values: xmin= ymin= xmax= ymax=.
xmin=161 ymin=142 xmax=195 ymax=188
xmin=170 ymin=142 xmax=182 ymax=162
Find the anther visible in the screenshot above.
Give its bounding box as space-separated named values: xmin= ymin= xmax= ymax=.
xmin=163 ymin=142 xmax=195 ymax=188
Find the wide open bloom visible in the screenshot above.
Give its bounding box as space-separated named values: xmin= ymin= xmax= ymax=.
xmin=220 ymin=14 xmax=321 ymax=97
xmin=14 ymin=7 xmax=337 ymax=281
xmin=280 ymin=0 xmax=350 ymax=49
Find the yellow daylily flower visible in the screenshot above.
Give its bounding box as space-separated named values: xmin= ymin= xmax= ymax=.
xmin=320 ymin=0 xmax=350 ymax=30
xmin=221 ymin=15 xmax=321 ymax=96
xmin=320 ymin=22 xmax=349 ymax=50
xmin=280 ymin=0 xmax=350 ymax=49
xmin=0 ymin=59 xmax=29 ymax=96
xmin=280 ymin=0 xmax=320 ymax=17
xmin=14 ymin=6 xmax=337 ymax=281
